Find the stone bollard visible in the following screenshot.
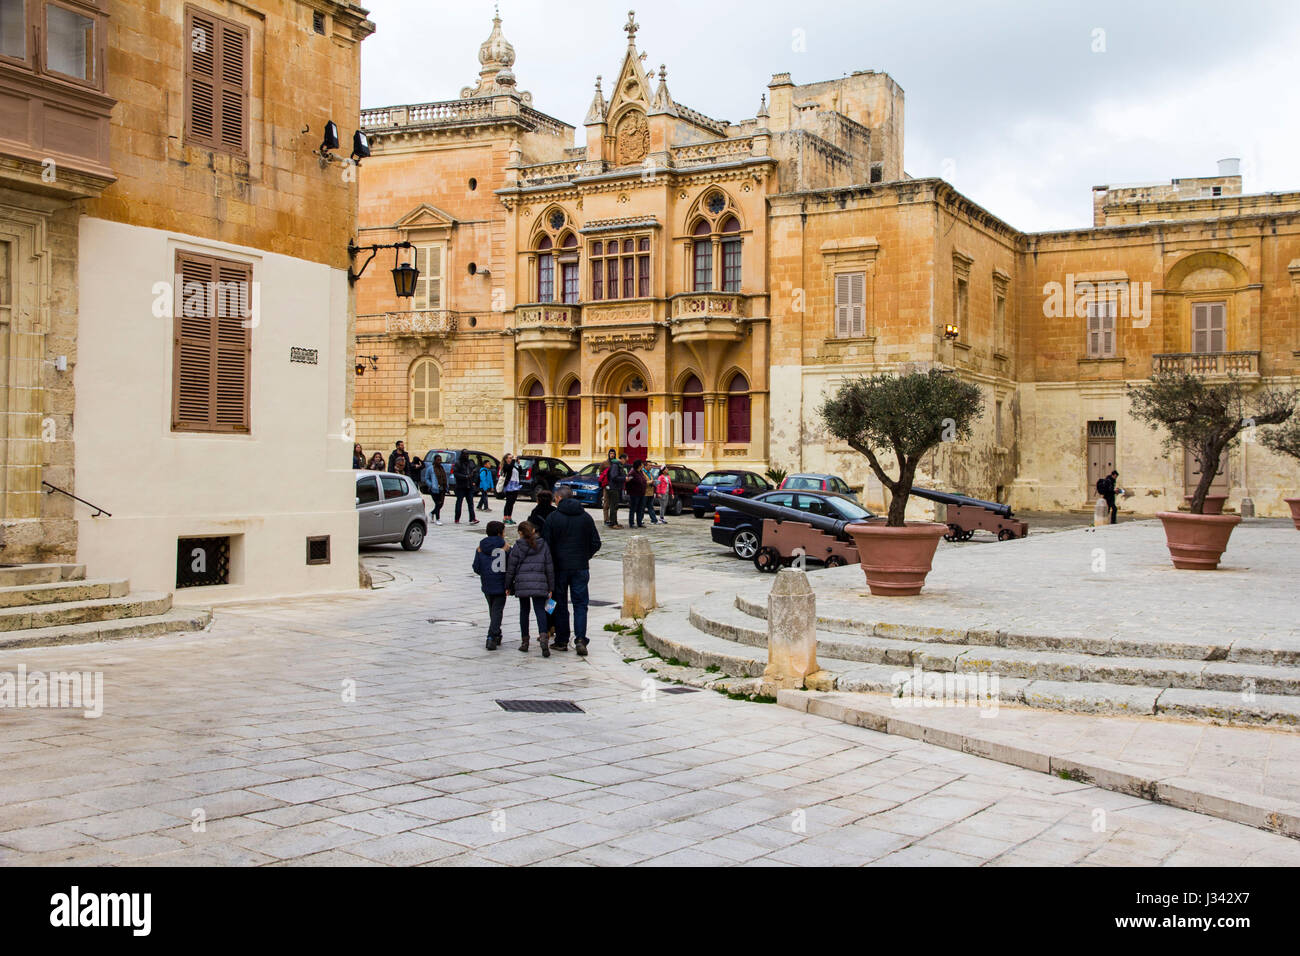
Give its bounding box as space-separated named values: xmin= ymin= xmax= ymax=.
xmin=1093 ymin=497 xmax=1109 ymax=527
xmin=764 ymin=568 xmax=819 ymax=689
xmin=621 ymin=536 xmax=657 ymax=619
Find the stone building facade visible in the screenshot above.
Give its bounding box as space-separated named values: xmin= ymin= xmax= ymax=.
xmin=354 ymin=10 xmax=1300 ymax=517
xmin=2 ymin=0 xmax=374 ymax=597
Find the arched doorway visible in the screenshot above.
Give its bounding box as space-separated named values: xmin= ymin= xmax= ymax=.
xmin=594 ymin=357 xmax=653 ymax=464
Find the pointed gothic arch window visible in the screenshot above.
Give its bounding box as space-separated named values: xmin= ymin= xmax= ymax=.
xmin=681 ymin=374 xmax=704 ymax=444
xmin=565 ymin=379 xmax=582 ymax=446
xmin=726 ymin=373 xmax=750 ymax=444
xmin=526 ymin=380 xmax=547 ymax=444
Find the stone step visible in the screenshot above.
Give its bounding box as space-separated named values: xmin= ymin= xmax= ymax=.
xmin=0 ymin=608 xmax=211 ymax=651
xmin=645 ymin=604 xmax=1300 ymax=728
xmin=0 ymin=592 xmax=172 ymax=632
xmin=730 ymin=589 xmax=1297 ymax=666
xmin=0 ymin=564 xmax=86 ymax=588
xmin=692 ymin=592 xmax=1300 ymax=695
xmin=0 ymin=578 xmax=130 ymax=609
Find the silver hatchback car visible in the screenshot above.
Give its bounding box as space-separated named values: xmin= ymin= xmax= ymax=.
xmin=355 ymin=470 xmax=427 ymax=550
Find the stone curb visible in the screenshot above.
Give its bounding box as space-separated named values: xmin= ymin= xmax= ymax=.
xmin=778 ymin=689 xmax=1300 ymax=841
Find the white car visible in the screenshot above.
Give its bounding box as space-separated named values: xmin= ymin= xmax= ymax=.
xmin=355 ymin=470 xmax=426 ymax=550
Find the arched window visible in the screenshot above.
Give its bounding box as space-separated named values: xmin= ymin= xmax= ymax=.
xmin=410 ymin=358 xmax=441 ymax=423
xmin=565 ymin=380 xmax=581 ymax=446
xmin=726 ymin=374 xmax=750 ymax=444
xmin=526 ymin=380 xmax=546 ymax=445
xmin=536 ymin=236 xmax=554 ymax=303
xmin=681 ymin=374 xmax=704 ymax=443
xmin=720 ymin=216 xmax=742 ymax=293
xmin=691 ymin=219 xmax=712 ymax=292
xmin=560 ymin=233 xmax=579 ymax=304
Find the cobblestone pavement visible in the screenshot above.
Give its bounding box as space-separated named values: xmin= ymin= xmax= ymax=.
xmin=2 ymin=534 xmax=1298 ymax=866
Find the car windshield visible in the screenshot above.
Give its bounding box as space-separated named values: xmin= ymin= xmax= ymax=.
xmin=575 ymin=463 xmax=602 ymax=477
xmin=700 ymin=473 xmax=744 ymax=486
xmin=786 ymin=476 xmax=821 ymax=489
xmin=827 ymin=497 xmax=872 ymax=520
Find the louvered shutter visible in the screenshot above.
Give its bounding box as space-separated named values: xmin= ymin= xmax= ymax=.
xmin=1192 ymin=303 xmax=1209 ymax=353
xmin=1087 ymin=300 xmax=1101 ymax=357
xmin=1208 ymin=302 xmax=1225 ymax=353
xmin=834 ymin=273 xmax=851 ymax=338
xmin=849 ymin=272 xmax=865 ymax=336
xmin=186 ymin=12 xmax=217 ymax=146
xmin=174 ymin=253 xmax=215 ymax=429
xmin=217 ymin=22 xmax=248 ymax=153
xmin=214 ymin=260 xmax=251 ymax=431
xmin=1102 ymin=301 xmax=1115 ymax=357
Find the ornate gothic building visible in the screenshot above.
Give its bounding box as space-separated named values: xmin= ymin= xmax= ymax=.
xmin=352 ymin=11 xmax=1300 ymax=517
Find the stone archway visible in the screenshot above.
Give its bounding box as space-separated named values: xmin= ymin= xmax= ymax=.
xmin=591 ymin=354 xmax=654 ymax=463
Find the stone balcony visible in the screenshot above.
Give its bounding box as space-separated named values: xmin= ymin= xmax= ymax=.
xmin=385 ymin=310 xmax=458 ymax=338
xmin=513 ymin=304 xmax=579 ymax=351
xmin=668 ymin=293 xmax=748 ymax=343
xmin=1152 ymin=350 xmax=1260 ymax=379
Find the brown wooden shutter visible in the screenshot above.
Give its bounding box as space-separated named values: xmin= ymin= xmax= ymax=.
xmin=184 ymin=7 xmax=248 ymax=156
xmin=173 ymin=252 xmax=251 ymax=433
xmin=185 ymin=11 xmax=217 ymax=146
xmin=217 ymin=21 xmax=248 ymax=153
xmin=834 ymin=273 xmax=851 ymax=338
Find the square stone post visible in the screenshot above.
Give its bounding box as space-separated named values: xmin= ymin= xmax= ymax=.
xmin=621 ymin=535 xmax=656 ymax=619
xmin=764 ymin=568 xmax=820 ymax=688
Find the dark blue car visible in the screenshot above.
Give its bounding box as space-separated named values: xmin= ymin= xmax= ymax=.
xmin=712 ymin=490 xmax=876 ymax=560
xmin=691 ymin=470 xmax=772 ymax=518
xmin=554 ymin=463 xmax=615 ymax=508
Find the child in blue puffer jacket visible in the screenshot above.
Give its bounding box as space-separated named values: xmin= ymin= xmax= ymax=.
xmin=471 ymin=521 xmax=508 ymax=650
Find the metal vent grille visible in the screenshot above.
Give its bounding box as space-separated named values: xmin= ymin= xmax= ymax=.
xmin=176 ymin=537 xmax=231 ymax=588
xmin=306 ymin=535 xmax=330 ymax=565
xmin=1088 ymin=420 xmax=1117 ymax=439
xmin=495 ymin=700 xmax=585 ymax=714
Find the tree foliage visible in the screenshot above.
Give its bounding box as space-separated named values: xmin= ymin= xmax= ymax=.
xmin=819 ymin=370 xmax=984 ymax=526
xmin=1261 ymin=415 xmax=1300 ymax=464
xmin=1127 ymin=371 xmax=1296 ymax=513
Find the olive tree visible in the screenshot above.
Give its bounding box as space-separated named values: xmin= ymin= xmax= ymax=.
xmin=1261 ymin=414 xmax=1300 ymax=465
xmin=819 ymin=369 xmax=984 ymax=527
xmin=1127 ymin=371 xmax=1296 ymax=514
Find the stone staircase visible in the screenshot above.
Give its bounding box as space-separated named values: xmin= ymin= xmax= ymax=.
xmin=643 ymin=587 xmax=1300 ymax=728
xmin=0 ymin=564 xmax=210 ymax=650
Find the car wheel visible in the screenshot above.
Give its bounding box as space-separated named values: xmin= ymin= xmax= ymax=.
xmin=693 ymin=508 xmax=705 ymax=519
xmin=401 ymin=521 xmax=426 ymax=551
xmin=732 ymin=528 xmax=760 ymax=560
xmin=671 ymin=496 xmax=684 ymax=516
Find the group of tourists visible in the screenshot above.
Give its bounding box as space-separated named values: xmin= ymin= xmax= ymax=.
xmin=598 ymin=449 xmax=673 ymax=530
xmin=471 ymin=484 xmax=601 ymax=658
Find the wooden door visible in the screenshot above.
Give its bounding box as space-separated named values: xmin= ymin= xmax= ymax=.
xmin=623 ymin=398 xmax=648 ymax=464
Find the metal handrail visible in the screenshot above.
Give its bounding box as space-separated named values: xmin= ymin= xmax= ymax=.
xmin=41 ymin=481 xmax=111 ymax=517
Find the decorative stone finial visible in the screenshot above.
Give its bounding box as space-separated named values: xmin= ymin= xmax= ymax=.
xmin=624 ymin=10 xmax=639 ymax=44
xmin=659 ymin=64 xmax=667 ymax=82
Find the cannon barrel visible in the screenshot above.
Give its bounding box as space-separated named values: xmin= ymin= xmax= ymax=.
xmin=708 ymin=491 xmax=856 ymax=540
xmin=910 ymin=486 xmax=1013 ymax=518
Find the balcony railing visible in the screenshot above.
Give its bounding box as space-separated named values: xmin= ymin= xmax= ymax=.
xmin=670 ymin=293 xmax=748 ymax=319
xmin=385 ymin=311 xmax=458 ymax=337
xmin=1152 ymin=351 xmax=1260 ymax=376
xmin=515 ymin=304 xmax=579 ymax=327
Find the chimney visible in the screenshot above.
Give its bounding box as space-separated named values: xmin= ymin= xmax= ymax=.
xmin=1217 ymin=157 xmax=1241 ymax=177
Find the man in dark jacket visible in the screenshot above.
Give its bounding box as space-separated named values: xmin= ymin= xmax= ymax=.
xmin=471 ymin=521 xmax=508 ymax=649
xmin=1097 ymin=470 xmax=1121 ymax=524
xmin=453 ymin=449 xmax=478 ymax=524
xmin=542 ymin=486 xmax=601 ymax=655
xmin=606 ymin=452 xmax=627 ymax=529
xmin=388 ymin=440 xmax=407 ymax=473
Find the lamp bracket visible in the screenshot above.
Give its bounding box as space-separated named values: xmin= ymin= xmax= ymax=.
xmin=348 ymin=240 xmax=414 ymax=283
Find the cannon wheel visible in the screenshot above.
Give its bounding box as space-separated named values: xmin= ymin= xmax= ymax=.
xmin=997 ymin=528 xmax=1016 ymax=541
xmin=824 ymin=554 xmax=847 ymax=568
xmin=754 ymin=546 xmax=783 ymax=573
xmin=960 ymin=529 xmax=975 ymax=542
xmin=944 ymin=523 xmax=964 ymax=542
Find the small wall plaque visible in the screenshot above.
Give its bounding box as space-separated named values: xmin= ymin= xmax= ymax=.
xmin=290 ymin=347 xmax=319 ymax=364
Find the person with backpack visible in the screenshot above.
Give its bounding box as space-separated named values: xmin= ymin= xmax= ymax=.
xmin=541 ymin=486 xmax=601 ymax=656
xmin=1096 ymin=469 xmax=1122 ymax=524
xmin=627 ymin=460 xmax=648 ymax=528
xmin=453 ymin=449 xmax=479 ymax=525
xmin=606 ymin=453 xmax=628 ymax=528
xmin=424 ymin=454 xmax=447 ymax=526
xmin=477 ymin=462 xmax=494 ymax=513
xmin=471 ymin=520 xmax=508 ymax=650
xmin=599 ymin=451 xmax=614 ymax=526
xmin=505 ymin=520 xmax=555 ymax=657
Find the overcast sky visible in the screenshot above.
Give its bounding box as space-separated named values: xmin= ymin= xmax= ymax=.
xmin=359 ymin=0 xmax=1300 ymax=232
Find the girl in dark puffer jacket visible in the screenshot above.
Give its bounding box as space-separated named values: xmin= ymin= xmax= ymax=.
xmin=505 ymin=521 xmax=555 ymax=656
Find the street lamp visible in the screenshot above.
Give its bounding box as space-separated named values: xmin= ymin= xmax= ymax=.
xmin=348 ymin=240 xmax=418 ymax=297
xmin=943 ymin=324 xmax=960 ymax=340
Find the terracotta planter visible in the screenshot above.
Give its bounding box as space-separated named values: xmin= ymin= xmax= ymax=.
xmin=845 ymin=521 xmax=947 ymax=596
xmin=1286 ymin=498 xmax=1300 ymax=531
xmin=1156 ymin=511 xmax=1241 ymax=570
xmin=1184 ymin=494 xmax=1227 ymax=515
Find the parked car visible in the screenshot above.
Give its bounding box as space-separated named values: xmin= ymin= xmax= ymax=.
xmin=779 ymin=472 xmax=859 ymax=502
xmin=554 ymin=462 xmax=608 ymax=508
xmin=355 ymin=470 xmax=427 ymax=550
xmin=422 ymin=449 xmax=499 ymax=494
xmin=512 ymin=456 xmax=575 ymax=500
xmin=554 ymin=462 xmax=703 ymax=513
xmin=711 ymin=489 xmax=876 ymax=559
xmin=690 ymin=470 xmax=773 ymax=518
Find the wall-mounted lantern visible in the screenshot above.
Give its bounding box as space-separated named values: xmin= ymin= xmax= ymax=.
xmin=348 ymin=239 xmax=417 ymax=296
xmin=944 ymin=324 xmax=960 ymax=340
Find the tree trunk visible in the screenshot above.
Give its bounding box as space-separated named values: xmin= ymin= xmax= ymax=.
xmin=1188 ymin=438 xmax=1226 ymax=515
xmin=887 ymin=458 xmax=918 ymax=526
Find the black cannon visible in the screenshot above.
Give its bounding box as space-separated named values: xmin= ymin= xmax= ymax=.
xmin=708 ymin=492 xmax=865 ymax=571
xmin=909 ymin=486 xmax=1028 ymax=541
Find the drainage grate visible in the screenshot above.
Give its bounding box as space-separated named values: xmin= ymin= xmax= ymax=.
xmin=661 ymin=687 xmax=699 ymax=694
xmin=496 ymin=699 xmax=585 ymax=714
